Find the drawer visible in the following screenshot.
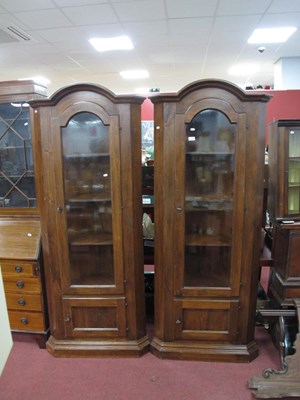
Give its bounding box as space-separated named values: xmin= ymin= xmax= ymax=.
xmin=0 ymin=260 xmax=38 ymax=277
xmin=6 ymin=293 xmax=43 ymax=312
xmin=3 ymin=277 xmax=41 ymax=294
xmin=9 ymin=310 xmax=45 ymax=332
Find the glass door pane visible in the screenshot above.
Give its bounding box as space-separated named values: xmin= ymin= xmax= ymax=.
xmin=288 ymin=128 xmax=300 ymax=215
xmin=185 ymin=109 xmax=236 ymax=288
xmin=62 ymin=112 xmax=114 ymax=286
xmin=0 ymin=102 xmax=36 ymax=208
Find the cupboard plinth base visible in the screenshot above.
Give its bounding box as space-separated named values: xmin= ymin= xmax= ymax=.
xmin=150 ymin=337 xmax=259 ymax=362
xmin=46 ymin=335 xmax=150 ymax=358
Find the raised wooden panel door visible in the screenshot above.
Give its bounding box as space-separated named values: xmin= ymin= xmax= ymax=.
xmin=62 ymin=297 xmax=126 ymax=339
xmin=174 ymin=299 xmax=239 ymax=341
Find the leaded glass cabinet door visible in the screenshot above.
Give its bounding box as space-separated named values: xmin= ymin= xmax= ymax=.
xmin=0 ymin=80 xmax=47 ymax=212
xmin=0 ymin=102 xmax=35 ymax=208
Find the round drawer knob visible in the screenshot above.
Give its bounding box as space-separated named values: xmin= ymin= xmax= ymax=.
xmin=15 ymin=265 xmax=23 ymax=273
xmin=18 ymin=298 xmax=26 ymax=306
xmin=20 ymin=317 xmax=29 ymax=325
xmin=16 ymin=280 xmax=24 ymax=289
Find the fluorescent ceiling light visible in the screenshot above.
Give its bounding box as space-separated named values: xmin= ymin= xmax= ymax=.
xmin=89 ymin=35 xmax=133 ymax=52
xmin=229 ymin=64 xmax=259 ymax=76
xmin=248 ymin=27 xmax=297 ymax=44
xmin=120 ymin=70 xmax=149 ymax=80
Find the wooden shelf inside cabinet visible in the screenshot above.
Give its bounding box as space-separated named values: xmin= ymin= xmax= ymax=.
xmin=185 ymin=233 xmax=231 ymax=246
xmin=0 ymin=218 xmax=49 ymax=348
xmin=67 ymin=195 xmax=111 ymax=203
xmin=186 ymin=151 xmax=235 ymax=156
xmin=64 ymin=152 xmax=110 ymax=159
xmin=69 ymin=232 xmax=113 ymax=246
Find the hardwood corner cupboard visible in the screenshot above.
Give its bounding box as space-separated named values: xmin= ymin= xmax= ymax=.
xmin=267 ymin=120 xmax=300 ymax=310
xmin=30 ymin=84 xmax=149 ymax=357
xmin=268 ymin=119 xmax=300 ymax=221
xmin=150 ymin=79 xmax=270 ymax=362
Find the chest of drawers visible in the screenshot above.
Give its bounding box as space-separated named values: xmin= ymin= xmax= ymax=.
xmin=0 ymin=218 xmax=48 ymax=347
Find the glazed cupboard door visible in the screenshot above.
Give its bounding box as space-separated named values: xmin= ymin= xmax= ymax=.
xmin=172 ymin=107 xmax=244 ymax=342
xmin=30 ymin=84 xmax=148 ymax=357
xmin=174 ymin=108 xmax=243 ymax=299
xmin=56 ymin=111 xmax=123 ymax=294
xmin=268 ymin=120 xmax=300 ymax=220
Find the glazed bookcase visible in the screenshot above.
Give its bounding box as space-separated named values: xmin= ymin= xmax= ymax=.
xmin=30 ymin=84 xmax=149 ymax=357
xmin=150 ymin=79 xmax=270 ymax=362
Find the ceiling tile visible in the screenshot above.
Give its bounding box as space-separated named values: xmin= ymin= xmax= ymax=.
xmin=62 ymin=4 xmax=118 ymax=25
xmin=257 ymin=12 xmax=300 ymax=28
xmin=13 ymin=9 xmax=73 ymax=29
xmin=168 ymin=17 xmax=213 ymax=35
xmin=165 ymin=0 xmax=218 ymax=18
xmin=122 ymin=20 xmax=168 ymax=36
xmin=113 ymin=0 xmax=166 ymax=22
xmin=55 ymin=0 xmax=107 ymax=6
xmin=216 ymin=0 xmax=272 ymax=16
xmin=0 ymin=0 xmax=55 ymax=12
xmin=268 ymin=0 xmax=300 ymax=13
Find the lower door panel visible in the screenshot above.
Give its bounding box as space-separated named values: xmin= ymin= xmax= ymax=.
xmin=174 ymin=298 xmax=239 ymax=342
xmin=62 ymin=297 xmax=126 ymax=339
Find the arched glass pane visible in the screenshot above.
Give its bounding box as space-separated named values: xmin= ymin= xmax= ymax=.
xmin=184 ymin=109 xmax=236 ymax=288
xmin=61 ymin=112 xmax=114 ymax=286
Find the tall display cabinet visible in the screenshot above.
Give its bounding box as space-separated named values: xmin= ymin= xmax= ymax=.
xmin=0 ymin=80 xmax=49 ymax=346
xmin=30 ymin=84 xmax=149 ymax=357
xmin=267 ymin=120 xmax=300 ymax=307
xmin=150 ymin=80 xmax=270 ymax=362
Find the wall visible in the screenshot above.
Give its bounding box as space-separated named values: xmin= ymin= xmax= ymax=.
xmin=0 ymin=267 xmax=13 ymax=375
xmin=266 ymin=90 xmax=300 ymax=130
xmin=141 ymin=90 xmax=300 ymax=144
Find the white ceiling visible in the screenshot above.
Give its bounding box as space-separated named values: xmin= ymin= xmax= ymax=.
xmin=0 ymin=0 xmax=300 ymax=95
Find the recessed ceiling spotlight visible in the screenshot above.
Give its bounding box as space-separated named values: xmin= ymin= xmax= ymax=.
xmin=258 ymin=46 xmax=266 ymax=53
xmin=89 ymin=35 xmax=133 ymax=52
xmin=248 ymin=27 xmax=297 ymax=44
xmin=120 ymin=70 xmax=149 ymax=80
